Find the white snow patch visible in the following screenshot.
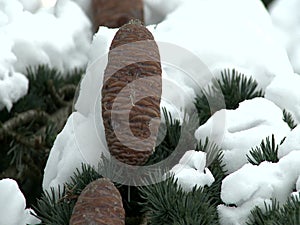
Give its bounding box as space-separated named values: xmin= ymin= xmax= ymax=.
xmin=18 ymin=0 xmax=42 ymax=12
xmin=42 ymin=112 xmax=110 ymax=191
xmin=170 ymin=150 xmax=215 ymax=192
xmin=144 ymin=0 xmax=185 ymax=25
xmin=270 ymin=0 xmax=300 ymax=73
xmin=0 ymin=71 xmax=28 ymax=111
xmin=265 ymin=73 xmax=300 ymax=124
xmin=195 ymin=98 xmax=290 ymax=173
xmin=218 ymin=198 xmax=272 ymax=225
xmin=0 ymin=0 xmax=92 ymax=110
xmin=279 ymin=125 xmax=300 ymax=158
xmin=151 ymin=0 xmax=293 ymax=89
xmin=219 ymin=151 xmax=300 ymax=225
xmin=0 ymin=178 xmax=40 ymax=225
xmin=0 ymin=34 xmax=28 ymax=110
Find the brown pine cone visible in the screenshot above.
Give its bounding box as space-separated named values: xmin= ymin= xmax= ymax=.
xmin=91 ymin=0 xmax=144 ymax=31
xmin=69 ymin=178 xmax=125 ymax=225
xmin=102 ymin=21 xmax=162 ymax=165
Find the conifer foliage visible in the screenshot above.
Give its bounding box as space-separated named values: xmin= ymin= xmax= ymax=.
xmin=0 ymin=65 xmax=83 ymax=206
xmin=2 ymin=65 xmax=300 ymax=224
xmin=194 ymin=68 xmax=264 ymax=125
xmin=247 ymin=134 xmax=279 ymax=165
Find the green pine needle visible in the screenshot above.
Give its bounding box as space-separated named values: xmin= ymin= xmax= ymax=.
xmin=219 ymin=68 xmax=264 ymax=109
xmin=194 ymin=85 xmax=224 ymax=126
xmin=139 ymin=175 xmax=219 ymax=225
xmin=247 ymin=194 xmax=300 ymax=225
xmin=247 ymin=200 xmax=281 ymax=225
xmin=247 ymin=134 xmax=279 ymax=165
xmin=195 ymin=68 xmax=264 ymax=125
xmin=65 ymin=163 xmax=101 ymax=196
xmin=33 ymin=186 xmax=75 ymax=225
xmin=33 ymin=163 xmax=101 ymax=224
xmin=196 ymin=138 xmax=227 ymax=205
xmin=283 ymin=109 xmax=297 ymax=130
xmin=145 ymin=108 xmax=181 ymax=165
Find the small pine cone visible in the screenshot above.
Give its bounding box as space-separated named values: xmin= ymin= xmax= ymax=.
xmin=91 ymin=0 xmax=144 ymax=31
xmin=69 ymin=178 xmax=125 ymax=225
xmin=102 ymin=22 xmax=162 ymax=165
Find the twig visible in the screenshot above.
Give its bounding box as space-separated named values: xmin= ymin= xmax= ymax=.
xmin=4 ymin=129 xmax=44 ymax=150
xmin=47 ymin=79 xmax=67 ymax=107
xmin=59 ymin=84 xmax=77 ymax=100
xmin=0 ymin=110 xmax=50 ymax=139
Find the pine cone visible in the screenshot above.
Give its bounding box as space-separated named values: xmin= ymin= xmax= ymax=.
xmin=102 ymin=22 xmax=162 ymax=165
xmin=70 ymin=178 xmax=125 ymax=225
xmin=91 ymin=0 xmax=144 ymax=31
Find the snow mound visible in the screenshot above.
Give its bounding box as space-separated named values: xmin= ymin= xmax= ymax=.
xmin=279 ymin=125 xmax=300 ymax=158
xmin=0 ymin=178 xmax=40 ymax=225
xmin=0 ymin=0 xmax=92 ymax=111
xmin=218 ymin=198 xmax=272 ymax=225
xmin=151 ymin=0 xmax=293 ymax=89
xmin=270 ymin=0 xmax=300 ymax=73
xmin=195 ymin=98 xmax=290 ymax=174
xmin=42 ymin=112 xmax=110 ymax=190
xmin=18 ymin=0 xmax=41 ymax=12
xmin=144 ymin=0 xmax=185 ymax=25
xmin=0 ymin=71 xmax=28 ymax=111
xmin=219 ymin=150 xmax=300 ymax=225
xmin=265 ymin=73 xmax=300 ymax=124
xmin=170 ymin=150 xmax=215 ymax=192
xmin=1 ymin=0 xmax=91 ymax=73
xmin=0 ymin=34 xmax=28 ymax=110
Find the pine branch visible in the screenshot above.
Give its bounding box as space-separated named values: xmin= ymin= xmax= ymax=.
xmin=47 ymin=79 xmax=68 ymax=107
xmin=247 ymin=134 xmax=279 ymax=165
xmin=247 ymin=200 xmax=281 ymax=225
xmin=0 ymin=110 xmax=50 ymax=139
xmin=34 ymin=164 xmax=101 ymax=224
xmin=64 ymin=163 xmax=101 ymax=198
xmin=139 ymin=175 xmax=219 ymax=225
xmin=33 ymin=186 xmax=75 ymax=225
xmin=194 ymin=86 xmax=223 ymax=126
xmin=247 ymin=194 xmax=300 ymax=225
xmin=0 ymin=64 xmax=84 ymax=208
xmin=283 ymin=109 xmax=297 ymax=130
xmin=196 ymin=138 xmax=227 ymax=205
xmin=145 ymin=107 xmax=181 ymax=165
xmin=219 ymin=68 xmax=264 ymax=109
xmin=195 ymin=68 xmax=264 ymax=125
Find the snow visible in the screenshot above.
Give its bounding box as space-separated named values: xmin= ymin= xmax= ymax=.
xmin=43 ymin=0 xmax=296 ymax=191
xmin=0 ymin=34 xmax=28 ymax=110
xmin=218 ymin=198 xmax=272 ymax=225
xmin=0 ymin=0 xmax=299 ymax=223
xmin=269 ymin=0 xmax=300 ymax=73
xmin=144 ymin=0 xmax=185 ymax=25
xmin=0 ymin=0 xmax=92 ymax=111
xmin=195 ymin=98 xmax=290 ymax=174
xmin=170 ymin=150 xmax=215 ymax=192
xmin=43 ymin=112 xmax=110 ymax=190
xmin=265 ymin=73 xmax=300 ymax=124
xmin=278 ymin=125 xmax=300 ymax=158
xmin=0 ymin=71 xmax=28 ymax=111
xmin=0 ymin=178 xmax=40 ymax=225
xmin=151 ymin=0 xmax=293 ymax=89
xmin=18 ymin=0 xmax=41 ymax=12
xmin=219 ymin=150 xmax=300 ymax=225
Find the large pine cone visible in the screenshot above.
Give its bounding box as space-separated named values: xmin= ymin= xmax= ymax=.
xmin=69 ymin=178 xmax=125 ymax=225
xmin=102 ymin=22 xmax=162 ymax=165
xmin=91 ymin=0 xmax=144 ymax=31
